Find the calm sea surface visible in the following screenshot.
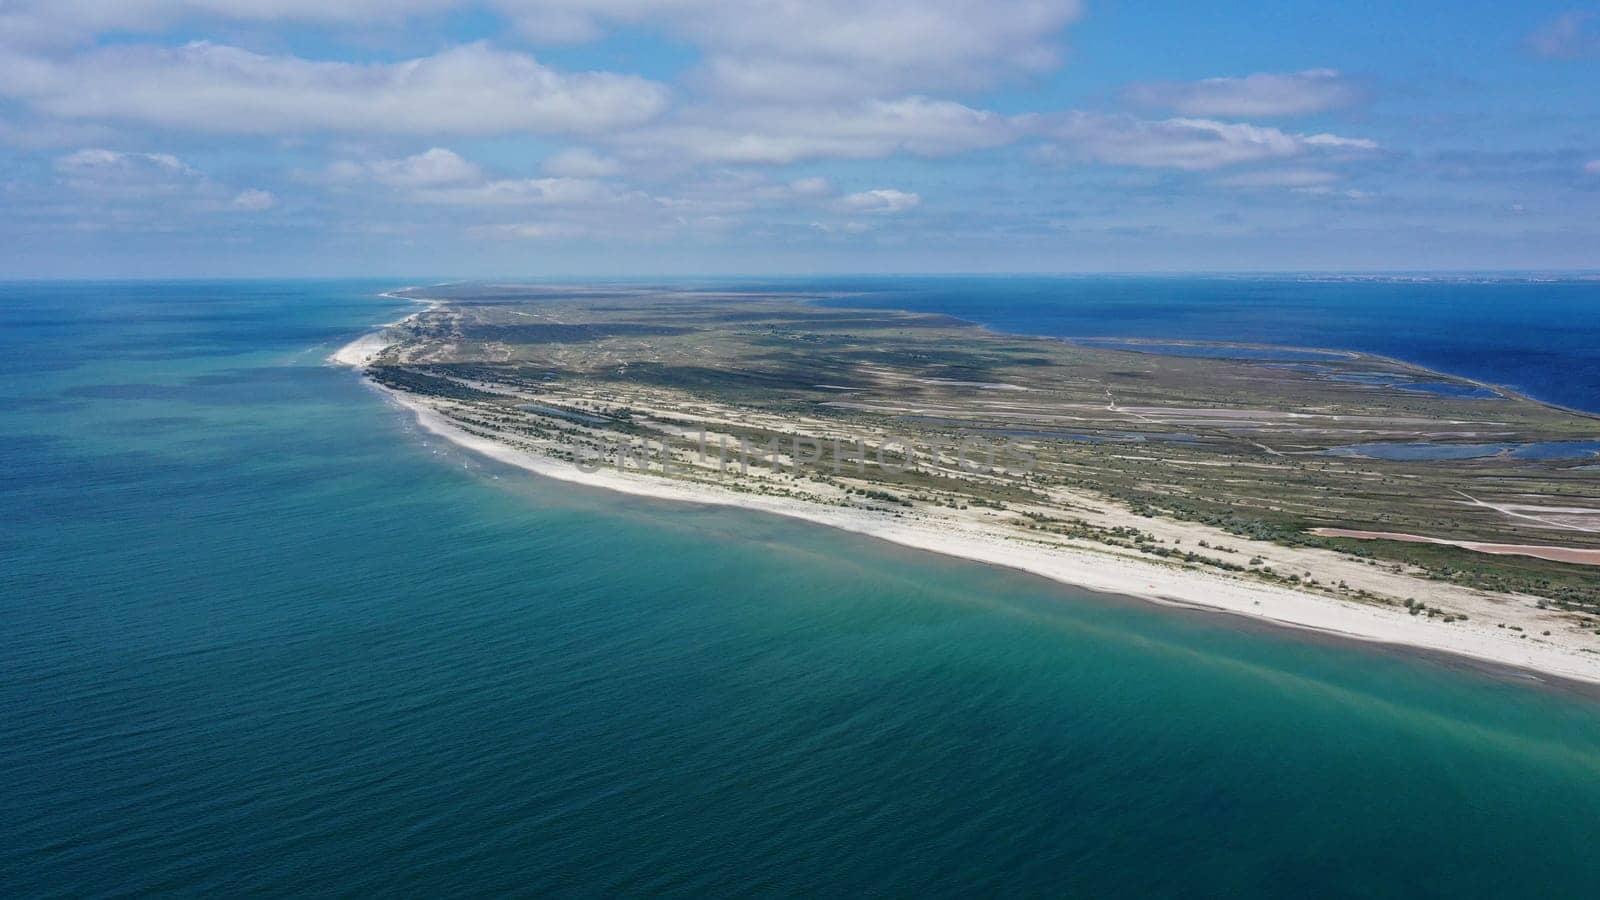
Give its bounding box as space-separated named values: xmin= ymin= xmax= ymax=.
xmin=3 ymin=279 xmax=1600 ymax=897
xmin=796 ymin=275 xmax=1600 ymax=413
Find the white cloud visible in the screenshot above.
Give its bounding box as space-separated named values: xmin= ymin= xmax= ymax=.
xmin=629 ymin=97 xmax=1016 ymax=164
xmin=812 ymin=220 xmax=871 ymax=234
xmin=56 ymin=148 xmax=194 ymax=194
xmin=623 ymin=99 xmax=1373 ymax=170
xmin=1 ymin=2 xmax=499 ymax=57
xmin=788 ymin=177 xmax=833 ymax=197
xmin=0 ymin=42 xmax=669 ymax=135
xmin=53 ymin=147 xmax=275 ymax=212
xmin=645 ymin=171 xmax=836 ymax=219
xmin=374 ymin=148 xmax=482 ymax=187
xmin=228 ymin=188 xmax=278 ymax=211
xmin=1 ymin=0 xmax=455 ymax=45
xmin=414 ymin=177 xmax=626 ymax=206
xmin=472 ymin=222 xmax=587 ymax=240
xmin=1586 ymin=159 xmax=1600 ymax=175
xmin=1031 ymin=112 xmax=1378 ymax=171
xmin=328 ymin=148 xmax=482 ymax=188
xmin=838 ymin=189 xmax=921 ymax=214
xmin=0 ymin=3 xmax=1426 ymax=256
xmin=1213 ymin=168 xmax=1342 ymax=188
xmin=1127 ymin=70 xmax=1362 ymax=117
xmin=542 ymin=148 xmax=623 ymax=177
xmin=498 ymin=0 xmax=1084 ymax=99
xmin=1528 ymin=11 xmax=1600 ymax=58
xmin=4 ymin=1 xmax=1083 ymax=101
xmin=317 ymin=148 xmax=654 ymax=217
xmin=1292 ymin=186 xmax=1375 ymax=200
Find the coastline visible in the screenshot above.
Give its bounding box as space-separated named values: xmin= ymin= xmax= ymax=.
xmin=332 ymin=296 xmax=1600 ymax=688
xmin=328 ymin=289 xmax=440 ymax=367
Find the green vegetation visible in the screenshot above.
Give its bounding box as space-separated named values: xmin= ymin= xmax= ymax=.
xmin=369 ymin=283 xmax=1600 ymax=612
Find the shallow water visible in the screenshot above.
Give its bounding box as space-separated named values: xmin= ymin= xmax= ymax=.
xmin=4 ymin=280 xmax=1600 ymax=897
xmin=1397 ymin=381 xmax=1501 ymax=399
xmin=1325 ymin=440 xmax=1600 ymax=461
xmin=520 ymin=403 xmax=611 ymax=424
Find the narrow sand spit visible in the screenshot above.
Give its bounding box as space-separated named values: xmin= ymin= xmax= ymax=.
xmin=332 ymin=311 xmax=1600 ymax=687
xmin=327 ymin=290 xmax=439 ymax=367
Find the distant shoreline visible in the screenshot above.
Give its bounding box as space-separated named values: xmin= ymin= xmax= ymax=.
xmin=331 ymin=288 xmax=1600 ymax=688
xmin=802 ymin=281 xmax=1600 ymax=419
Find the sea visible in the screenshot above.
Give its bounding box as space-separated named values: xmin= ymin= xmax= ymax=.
xmin=798 ymin=274 xmax=1600 ymax=414
xmin=3 ymin=277 xmax=1599 ymax=897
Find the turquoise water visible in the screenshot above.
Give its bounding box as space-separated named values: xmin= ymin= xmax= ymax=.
xmin=4 ymin=281 xmax=1600 ymax=896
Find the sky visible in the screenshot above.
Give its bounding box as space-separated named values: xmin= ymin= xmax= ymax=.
xmin=1 ymin=1 xmax=1597 ymax=277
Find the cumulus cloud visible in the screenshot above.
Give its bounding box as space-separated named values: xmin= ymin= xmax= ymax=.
xmin=4 ymin=0 xmax=1083 ymax=101
xmin=228 ymin=188 xmax=278 ymax=211
xmin=1292 ymin=185 xmax=1375 ymax=201
xmin=1528 ymin=11 xmax=1600 ymax=58
xmin=55 ymin=148 xmax=194 ymax=196
xmin=413 ymin=177 xmax=628 ymax=207
xmin=498 ymin=0 xmax=1084 ymax=99
xmin=1126 ymin=70 xmax=1362 ymax=117
xmin=788 ymin=176 xmax=833 ymax=197
xmin=811 ymin=220 xmax=871 ymax=234
xmin=542 ymin=148 xmax=624 ymax=177
xmin=629 ymin=97 xmax=1016 ymax=164
xmin=320 ymin=148 xmax=638 ymax=213
xmin=0 ymin=0 xmax=456 ymax=45
xmin=471 ymin=222 xmax=587 ymax=240
xmin=644 ymin=171 xmax=838 ymax=220
xmin=1213 ymin=168 xmax=1343 ymax=188
xmin=1031 ymin=112 xmax=1377 ymax=171
xmin=54 ymin=147 xmax=275 ymax=211
xmin=0 ymin=42 xmax=669 ymax=135
xmin=0 ymin=1 xmax=1451 ymax=260
xmin=838 ymin=189 xmax=921 ymax=214
xmin=327 ymin=148 xmax=483 ymax=188
xmin=627 ymin=99 xmax=1375 ymax=170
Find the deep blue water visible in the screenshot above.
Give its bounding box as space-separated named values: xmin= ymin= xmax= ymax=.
xmin=4 ymin=279 xmax=1600 ymax=897
xmin=791 ymin=276 xmax=1600 ymax=413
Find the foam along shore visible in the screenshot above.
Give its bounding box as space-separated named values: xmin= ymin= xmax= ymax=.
xmin=332 ymin=314 xmax=1600 ymax=688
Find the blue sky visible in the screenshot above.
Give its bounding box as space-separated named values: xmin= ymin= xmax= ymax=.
xmin=1 ymin=1 xmax=1597 ymax=276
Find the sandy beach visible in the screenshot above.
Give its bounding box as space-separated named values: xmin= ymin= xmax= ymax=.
xmin=328 ymin=290 xmax=440 ymax=368
xmin=332 ymin=305 xmax=1600 ymax=687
